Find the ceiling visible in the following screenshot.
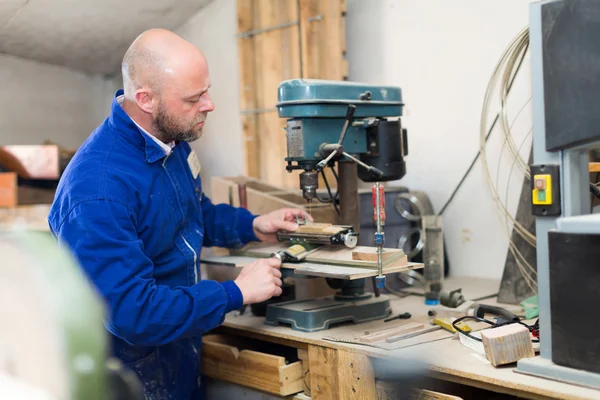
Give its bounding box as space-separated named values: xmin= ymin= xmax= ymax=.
xmin=0 ymin=0 xmax=213 ymax=76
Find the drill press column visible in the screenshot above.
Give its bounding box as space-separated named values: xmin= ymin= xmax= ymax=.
xmin=338 ymin=161 xmax=360 ymax=230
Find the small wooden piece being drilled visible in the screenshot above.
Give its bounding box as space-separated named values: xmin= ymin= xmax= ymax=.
xmin=352 ymin=248 xmax=402 ymax=262
xmin=480 ymin=323 xmax=535 ymax=367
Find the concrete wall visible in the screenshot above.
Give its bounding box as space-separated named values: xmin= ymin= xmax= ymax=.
xmin=346 ymin=0 xmax=534 ymax=279
xmin=0 ymin=53 xmax=107 ymax=148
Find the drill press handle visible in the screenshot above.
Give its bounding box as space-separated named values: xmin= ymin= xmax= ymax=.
xmin=316 ymin=105 xmax=356 ymax=172
xmin=337 ymin=104 xmax=357 ymax=145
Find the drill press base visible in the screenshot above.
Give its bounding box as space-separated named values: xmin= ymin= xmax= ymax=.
xmin=264 ymin=294 xmax=392 ymax=333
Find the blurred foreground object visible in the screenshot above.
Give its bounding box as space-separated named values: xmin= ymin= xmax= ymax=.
xmin=0 ymin=230 xmax=142 ymax=399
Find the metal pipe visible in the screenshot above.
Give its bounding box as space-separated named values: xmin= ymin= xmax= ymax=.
xmin=237 ymin=14 xmax=324 ymax=38
xmin=376 ymin=183 xmax=383 ymax=280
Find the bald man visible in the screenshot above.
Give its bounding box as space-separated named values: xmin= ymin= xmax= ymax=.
xmin=48 ymin=29 xmax=311 ymax=399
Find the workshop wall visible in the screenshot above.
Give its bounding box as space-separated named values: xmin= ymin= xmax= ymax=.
xmin=0 ymin=53 xmax=107 ymax=148
xmin=346 ymin=0 xmax=534 ymax=279
xmin=175 ymin=0 xmax=245 ymax=197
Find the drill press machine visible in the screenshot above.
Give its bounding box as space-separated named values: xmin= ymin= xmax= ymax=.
xmin=263 ymin=79 xmax=409 ymax=332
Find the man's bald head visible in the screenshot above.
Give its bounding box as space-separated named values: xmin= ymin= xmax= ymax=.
xmin=120 ymin=29 xmax=214 ymax=143
xmin=122 ymin=29 xmax=205 ymax=99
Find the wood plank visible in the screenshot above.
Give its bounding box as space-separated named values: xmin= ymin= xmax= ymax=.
xmin=299 ymin=0 xmax=345 ymax=81
xmin=308 ymin=345 xmax=339 ymax=399
xmin=279 ymin=362 xmax=305 ymax=396
xmin=352 ymin=248 xmax=402 ymax=262
xmin=235 ymin=242 xmax=405 ymax=268
xmin=290 ymin=260 xmax=422 ymax=280
xmin=237 ymin=0 xmax=259 ymax=178
xmin=385 ymin=326 xmax=442 ymax=344
xmin=200 ymin=254 xmax=423 ymax=280
xmin=412 ymin=389 xmax=464 ymax=400
xmin=253 ymin=0 xmax=301 ymax=189
xmin=359 ymin=322 xmax=425 ymax=344
xmin=306 ymin=246 xmax=405 ymax=268
xmin=296 ymin=0 xmax=344 ymax=190
xmin=237 ymin=0 xmax=346 ymax=190
xmin=590 ymin=162 xmax=600 ymax=172
xmin=337 ymin=351 xmax=377 ymax=399
xmin=295 ymin=222 xmax=332 ymax=233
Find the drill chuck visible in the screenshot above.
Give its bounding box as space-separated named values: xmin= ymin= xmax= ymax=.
xmin=299 ymin=171 xmax=319 ymax=202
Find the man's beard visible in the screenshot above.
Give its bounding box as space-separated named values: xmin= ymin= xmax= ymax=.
xmin=152 ymin=101 xmax=205 ymax=143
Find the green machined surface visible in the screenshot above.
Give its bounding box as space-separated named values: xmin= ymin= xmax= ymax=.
xmin=277 ymin=79 xmax=404 ymax=118
xmin=277 ymin=79 xmax=404 ymax=166
xmin=2 ymin=230 xmax=110 ymax=400
xmin=287 ymin=118 xmax=368 ymax=159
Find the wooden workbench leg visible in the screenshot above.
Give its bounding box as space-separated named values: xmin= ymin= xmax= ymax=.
xmin=308 ymin=345 xmax=377 ymax=399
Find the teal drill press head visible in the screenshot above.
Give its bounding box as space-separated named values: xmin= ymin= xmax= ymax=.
xmin=276 ymin=79 xmax=408 ymax=202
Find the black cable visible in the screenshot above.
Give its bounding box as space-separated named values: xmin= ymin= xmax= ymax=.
xmin=330 ymin=165 xmax=340 ymax=201
xmin=452 ymin=315 xmax=540 ymax=343
xmin=438 ymin=42 xmax=530 ymax=216
xmin=320 ymin=169 xmax=340 ymax=216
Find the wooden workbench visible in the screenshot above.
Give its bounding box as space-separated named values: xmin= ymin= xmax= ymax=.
xmin=211 ymin=277 xmax=600 ymax=400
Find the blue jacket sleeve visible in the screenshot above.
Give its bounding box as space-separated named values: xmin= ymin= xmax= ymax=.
xmin=200 ymin=193 xmax=260 ymax=248
xmin=52 ymin=198 xmax=243 ymax=347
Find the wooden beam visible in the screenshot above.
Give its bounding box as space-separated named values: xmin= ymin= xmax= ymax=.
xmin=236 ymin=0 xmax=347 ymax=190
xmin=237 ymin=0 xmax=260 ymax=178
xmin=308 ymin=345 xmax=377 ymax=399
xmin=308 ymin=345 xmax=339 ymax=399
xmin=299 ymin=0 xmax=346 ymax=81
xmin=337 ymin=351 xmax=377 ymax=399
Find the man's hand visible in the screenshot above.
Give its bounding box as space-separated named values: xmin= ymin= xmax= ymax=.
xmin=252 ymin=208 xmax=313 ymax=243
xmin=234 ymin=257 xmax=283 ymax=304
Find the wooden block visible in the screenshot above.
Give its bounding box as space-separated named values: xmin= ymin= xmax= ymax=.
xmin=352 ymin=248 xmax=402 ymax=262
xmin=480 ymin=323 xmax=535 ymax=367
xmin=295 ymin=222 xmax=333 ymax=233
xmin=0 ymin=172 xmax=17 ymax=208
xmin=359 ymin=322 xmax=425 ymax=344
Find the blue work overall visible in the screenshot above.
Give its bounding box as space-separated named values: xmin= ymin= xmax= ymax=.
xmin=48 ymin=89 xmax=258 ymax=399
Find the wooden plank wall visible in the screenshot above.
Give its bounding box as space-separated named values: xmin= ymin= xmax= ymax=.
xmin=237 ymin=0 xmax=348 ymax=190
